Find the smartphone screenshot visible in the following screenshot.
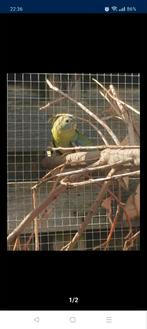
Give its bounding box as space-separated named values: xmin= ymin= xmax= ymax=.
xmin=0 ymin=0 xmax=146 ymax=327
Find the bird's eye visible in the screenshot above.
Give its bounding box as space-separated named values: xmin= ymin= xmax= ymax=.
xmin=66 ymin=119 xmax=69 ymax=123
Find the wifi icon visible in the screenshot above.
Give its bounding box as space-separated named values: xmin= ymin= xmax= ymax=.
xmin=111 ymin=6 xmax=117 ymax=11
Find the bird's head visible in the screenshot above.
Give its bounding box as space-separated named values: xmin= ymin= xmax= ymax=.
xmin=51 ymin=114 xmax=77 ymax=133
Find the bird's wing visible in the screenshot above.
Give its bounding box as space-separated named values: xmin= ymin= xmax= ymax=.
xmin=72 ymin=130 xmax=92 ymax=146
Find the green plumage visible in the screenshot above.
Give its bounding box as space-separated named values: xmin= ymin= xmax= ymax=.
xmin=51 ymin=114 xmax=92 ymax=153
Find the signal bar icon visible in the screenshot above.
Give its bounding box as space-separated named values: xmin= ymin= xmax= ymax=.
xmin=119 ymin=6 xmax=126 ymax=11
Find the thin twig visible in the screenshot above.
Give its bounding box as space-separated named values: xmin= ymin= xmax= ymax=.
xmin=93 ymin=204 xmax=120 ymax=250
xmin=106 ymin=188 xmax=132 ymax=238
xmin=40 ymin=166 xmax=65 ymax=220
xmin=39 ymin=96 xmax=65 ymax=110
xmin=104 ymin=203 xmax=120 ymax=250
xmin=60 ymin=170 xmax=140 ymax=187
xmin=92 ymin=183 xmax=133 ymax=250
xmin=31 ymin=164 xmax=65 ymax=190
xmin=22 ymin=232 xmax=34 ymax=250
xmin=53 ymin=158 xmax=133 ymax=179
xmin=93 ymin=78 xmax=140 ymax=115
xmin=99 ymin=90 xmax=126 ymax=121
xmin=99 ymin=84 xmax=127 ymax=122
xmin=32 ymin=189 xmax=40 ymax=251
xmin=101 ymin=115 xmax=124 ymax=121
xmin=48 ymin=145 xmax=139 ymax=152
xmin=13 ymin=237 xmax=21 ymax=251
xmin=123 ymin=231 xmax=140 ymax=250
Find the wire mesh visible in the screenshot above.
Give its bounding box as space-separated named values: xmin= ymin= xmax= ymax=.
xmin=7 ymin=73 xmax=140 ymax=250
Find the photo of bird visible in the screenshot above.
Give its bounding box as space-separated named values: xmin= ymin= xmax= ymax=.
xmin=51 ymin=113 xmax=92 ymax=154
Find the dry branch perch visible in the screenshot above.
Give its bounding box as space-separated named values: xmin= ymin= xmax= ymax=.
xmin=54 ymin=160 xmax=132 ymax=179
xmin=42 ymin=147 xmax=139 ymax=170
xmin=41 ymin=147 xmax=140 ymax=187
xmin=41 ymin=153 xmax=67 ymax=169
xmin=53 ymin=158 xmax=139 ymax=185
xmin=96 ymin=148 xmax=140 ymax=167
xmin=41 ymin=150 xmax=100 ymax=170
xmin=56 ymin=148 xmax=140 ymax=177
xmin=48 ymin=145 xmax=139 ymax=151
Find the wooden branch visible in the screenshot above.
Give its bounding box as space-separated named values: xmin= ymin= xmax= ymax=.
xmin=99 ymin=90 xmax=126 ymax=122
xmin=61 ymin=170 xmax=140 ymax=187
xmin=93 ymin=79 xmax=140 ymax=145
xmin=101 ymin=115 xmax=124 ymax=121
xmin=93 ymin=148 xmax=140 ymax=167
xmin=99 ymin=84 xmax=129 ymax=123
xmin=7 ymin=184 xmax=67 ymax=245
xmin=93 ymin=78 xmax=140 ymax=115
xmin=32 ymin=164 xmax=65 ymax=190
xmin=13 ymin=237 xmax=21 ymax=251
xmin=32 ymin=189 xmax=40 ymax=251
xmin=109 ymin=84 xmax=126 ymax=120
xmin=93 ymin=204 xmax=121 ymax=250
xmin=61 ymin=168 xmax=115 ymax=250
xmin=41 ymin=150 xmax=100 ymax=170
xmin=39 ymin=96 xmax=66 ymax=110
xmin=46 ymin=79 xmax=120 ymax=145
xmin=22 ymin=232 xmax=34 ymax=250
xmin=48 ymin=145 xmax=139 ymax=151
xmin=41 ymin=147 xmax=140 ymax=178
xmin=42 ymin=146 xmax=139 ymax=170
xmin=106 ymin=188 xmax=132 ymax=238
xmin=41 ymin=153 xmax=68 ymax=170
xmin=123 ymin=231 xmax=140 ymax=250
xmin=54 ymin=159 xmax=134 ymax=179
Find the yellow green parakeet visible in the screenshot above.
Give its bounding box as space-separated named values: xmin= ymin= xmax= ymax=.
xmin=51 ymin=113 xmax=92 ymax=153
